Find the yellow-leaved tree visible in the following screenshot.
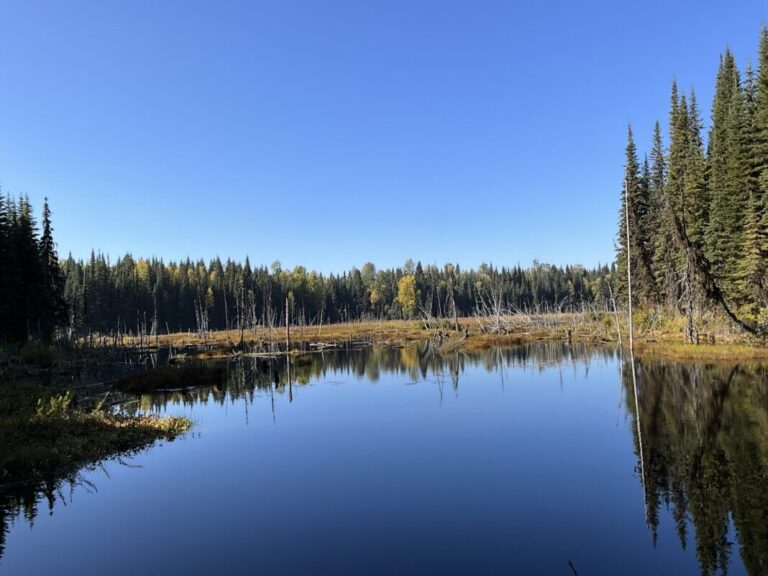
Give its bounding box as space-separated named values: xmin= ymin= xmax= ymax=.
xmin=396 ymin=275 xmax=419 ymax=319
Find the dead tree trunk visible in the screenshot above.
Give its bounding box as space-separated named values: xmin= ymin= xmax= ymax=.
xmin=285 ymin=297 xmax=291 ymax=352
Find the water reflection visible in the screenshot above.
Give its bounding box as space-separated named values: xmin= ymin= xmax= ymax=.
xmin=625 ymin=358 xmax=768 ymax=576
xmin=126 ymin=342 xmax=614 ymax=414
xmin=2 ymin=344 xmax=767 ymax=575
xmin=1 ymin=342 xmax=608 ymax=566
xmin=0 ymin=467 xmax=102 ymax=566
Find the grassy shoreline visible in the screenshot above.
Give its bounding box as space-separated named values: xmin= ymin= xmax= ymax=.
xmin=0 ymin=382 xmax=190 ymax=492
xmin=109 ymin=312 xmax=768 ymax=362
xmin=2 ymin=311 xmax=765 ymax=489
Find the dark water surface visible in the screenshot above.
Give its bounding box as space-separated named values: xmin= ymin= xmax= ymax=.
xmin=2 ymin=343 xmax=767 ymax=575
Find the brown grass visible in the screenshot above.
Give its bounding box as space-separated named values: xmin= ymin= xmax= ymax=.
xmin=111 ymin=312 xmax=768 ymax=362
xmin=634 ymin=341 xmax=768 ymax=362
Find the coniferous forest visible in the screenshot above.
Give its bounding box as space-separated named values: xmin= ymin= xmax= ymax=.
xmin=2 ymin=26 xmax=767 ymax=347
xmin=617 ymin=27 xmax=768 ymax=339
xmin=0 ymin=192 xmax=612 ymax=343
xmin=0 ymin=196 xmax=66 ymax=343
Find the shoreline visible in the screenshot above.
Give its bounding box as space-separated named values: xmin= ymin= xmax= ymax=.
xmin=97 ymin=313 xmax=768 ymax=363
xmin=3 ymin=313 xmax=767 ymax=491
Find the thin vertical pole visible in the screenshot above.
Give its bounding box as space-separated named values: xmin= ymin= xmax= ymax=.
xmin=625 ymin=168 xmax=648 ymax=526
xmin=624 ymin=171 xmax=633 ymax=351
xmin=630 ymin=337 xmax=648 ymax=525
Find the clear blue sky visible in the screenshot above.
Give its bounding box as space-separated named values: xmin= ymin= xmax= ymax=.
xmin=0 ymin=1 xmax=765 ymax=272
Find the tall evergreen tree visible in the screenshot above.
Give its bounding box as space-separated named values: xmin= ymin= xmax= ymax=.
xmin=649 ymin=120 xmax=672 ymax=303
xmin=750 ymin=28 xmax=768 ymax=191
xmin=722 ymin=70 xmax=752 ymax=301
xmin=619 ymin=28 xmax=768 ymax=332
xmin=0 ymin=193 xmax=11 ymax=342
xmin=39 ymin=198 xmax=67 ymax=339
xmin=706 ymin=49 xmax=742 ymax=290
xmin=756 ymin=27 xmax=768 ymax=288
xmin=12 ymin=197 xmax=44 ymax=340
xmin=616 ymin=125 xmax=655 ymax=303
xmin=685 ymin=91 xmax=708 ymax=247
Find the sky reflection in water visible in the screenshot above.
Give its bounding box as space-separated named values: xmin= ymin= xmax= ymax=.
xmin=2 ymin=343 xmax=764 ymax=576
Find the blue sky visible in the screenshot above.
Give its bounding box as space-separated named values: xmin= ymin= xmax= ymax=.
xmin=0 ymin=1 xmax=765 ymax=272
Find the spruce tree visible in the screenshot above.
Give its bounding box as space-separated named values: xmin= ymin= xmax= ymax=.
xmin=39 ymin=198 xmax=67 ymax=339
xmin=753 ymin=27 xmax=768 ymax=185
xmin=11 ymin=197 xmax=44 ymax=340
xmin=665 ymin=89 xmax=702 ymax=322
xmin=723 ymin=71 xmax=751 ymax=300
xmin=735 ymin=58 xmax=767 ymax=305
xmin=654 ymin=83 xmax=689 ymax=308
xmin=0 ymin=193 xmax=10 ymax=342
xmin=637 ymin=154 xmax=658 ymax=302
xmin=685 ymin=91 xmax=708 ymax=247
xmin=756 ymin=27 xmax=768 ymax=280
xmin=706 ymin=50 xmax=740 ymax=286
xmin=649 ymin=120 xmax=671 ymax=303
xmin=616 ymin=125 xmax=655 ymax=303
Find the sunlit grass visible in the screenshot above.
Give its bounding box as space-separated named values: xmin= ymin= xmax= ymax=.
xmin=0 ymin=383 xmax=190 ymax=490
xmin=635 ymin=341 xmax=768 ymax=362
xmin=95 ymin=311 xmax=768 ymax=362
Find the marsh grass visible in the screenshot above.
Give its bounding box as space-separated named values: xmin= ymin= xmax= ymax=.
xmin=104 ymin=312 xmax=768 ymax=361
xmin=634 ymin=341 xmax=768 ymax=362
xmin=0 ymin=381 xmax=190 ymax=491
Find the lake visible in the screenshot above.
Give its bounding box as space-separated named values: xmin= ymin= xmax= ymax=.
xmin=1 ymin=343 xmax=766 ymax=575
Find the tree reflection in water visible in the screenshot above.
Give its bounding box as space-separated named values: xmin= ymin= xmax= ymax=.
xmin=625 ymin=358 xmax=768 ymax=576
xmin=2 ymin=343 xmax=767 ymax=576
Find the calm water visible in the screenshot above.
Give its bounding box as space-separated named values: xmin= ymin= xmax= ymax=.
xmin=2 ymin=343 xmax=767 ymax=575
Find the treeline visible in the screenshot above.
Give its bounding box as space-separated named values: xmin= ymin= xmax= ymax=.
xmin=1 ymin=196 xmax=614 ymax=344
xmin=0 ymin=195 xmax=66 ymax=343
xmin=617 ymin=26 xmax=768 ymax=337
xmin=61 ymin=254 xmax=613 ymax=339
